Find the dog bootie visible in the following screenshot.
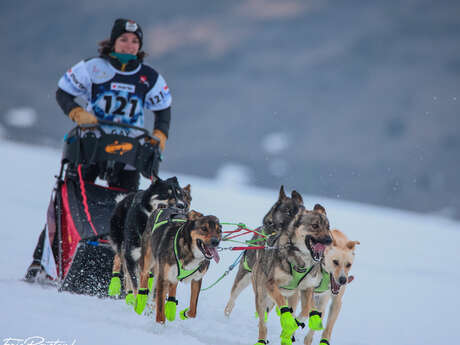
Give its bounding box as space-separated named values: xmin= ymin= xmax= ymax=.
xmin=125 ymin=291 xmax=135 ymax=306
xmin=254 ymin=310 xmax=268 ymax=322
xmin=134 ymin=288 xmax=149 ymax=315
xmin=108 ymin=272 xmax=121 ymax=297
xmin=279 ymin=306 xmax=299 ymax=342
xmin=254 ymin=340 xmax=268 ymax=345
xmin=308 ymin=310 xmax=324 ymax=331
xmin=165 ymin=296 xmax=178 ymax=321
xmin=148 ymin=272 xmax=154 ymax=291
xmin=319 ymin=339 xmax=330 ymax=345
xmin=180 ymin=307 xmax=189 ymax=320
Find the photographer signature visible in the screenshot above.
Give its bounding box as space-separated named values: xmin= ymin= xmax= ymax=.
xmin=2 ymin=337 xmax=76 ymax=345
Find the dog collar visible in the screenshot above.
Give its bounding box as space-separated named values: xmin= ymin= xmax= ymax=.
xmin=174 ymin=223 xmax=202 ymax=281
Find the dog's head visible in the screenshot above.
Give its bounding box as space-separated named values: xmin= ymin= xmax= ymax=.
xmin=187 ymin=210 xmax=222 ymax=264
xmin=322 ymin=229 xmax=360 ymax=295
xmin=263 ymin=186 xmax=304 ymax=233
xmin=287 ymin=204 xmax=332 ymax=262
xmin=147 ymin=176 xmax=191 ymax=211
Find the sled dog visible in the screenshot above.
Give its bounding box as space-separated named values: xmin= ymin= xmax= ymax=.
xmin=302 ymin=229 xmax=360 ymax=345
xmin=252 ymin=204 xmax=332 ymax=345
xmin=224 ymin=186 xmax=304 ymax=316
xmin=109 ymin=176 xmax=191 ymax=297
xmin=136 ymin=210 xmax=222 ymax=323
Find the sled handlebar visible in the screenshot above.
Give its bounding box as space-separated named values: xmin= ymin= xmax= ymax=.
xmin=78 ymin=120 xmax=159 ymax=141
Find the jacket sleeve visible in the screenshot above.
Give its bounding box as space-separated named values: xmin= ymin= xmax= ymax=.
xmin=153 ymin=106 xmax=171 ymax=137
xmin=56 ymin=88 xmax=80 ymax=115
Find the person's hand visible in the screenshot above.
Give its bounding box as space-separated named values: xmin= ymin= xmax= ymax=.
xmin=68 ymin=107 xmax=98 ymax=125
xmin=150 ymin=129 xmax=167 ymax=151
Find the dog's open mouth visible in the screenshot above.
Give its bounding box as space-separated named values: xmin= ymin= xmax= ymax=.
xmin=330 ymin=273 xmax=341 ymax=295
xmin=197 ymin=239 xmax=220 ymax=263
xmin=306 ymin=236 xmax=326 ymax=262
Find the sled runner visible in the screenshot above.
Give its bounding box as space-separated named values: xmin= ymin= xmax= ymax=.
xmin=40 ymin=120 xmax=161 ymax=297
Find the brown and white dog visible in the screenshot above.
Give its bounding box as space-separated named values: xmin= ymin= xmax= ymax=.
xmin=137 ymin=210 xmax=222 ymax=323
xmin=302 ymin=229 xmax=360 ymax=345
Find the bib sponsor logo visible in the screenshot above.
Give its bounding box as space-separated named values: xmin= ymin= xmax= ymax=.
xmin=110 ymin=82 xmax=135 ymax=93
xmin=105 ymin=140 xmax=133 ymax=155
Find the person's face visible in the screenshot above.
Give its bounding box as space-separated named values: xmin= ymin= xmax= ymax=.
xmin=114 ymin=32 xmax=140 ymax=55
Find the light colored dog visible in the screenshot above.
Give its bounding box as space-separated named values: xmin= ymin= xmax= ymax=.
xmin=302 ymin=229 xmax=359 ymax=345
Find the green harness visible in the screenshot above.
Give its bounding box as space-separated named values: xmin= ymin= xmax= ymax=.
xmin=151 ymin=209 xmax=202 ymax=281
xmin=280 ymin=262 xmax=330 ymax=292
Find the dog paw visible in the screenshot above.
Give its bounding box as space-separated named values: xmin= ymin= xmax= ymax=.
xmin=134 ymin=289 xmax=149 ymax=315
xmin=108 ymin=275 xmax=121 ymax=297
xmin=125 ymin=291 xmax=135 ymax=306
xmin=180 ymin=307 xmax=189 ymax=320
xmin=308 ymin=310 xmax=324 ymax=331
xmin=319 ymin=338 xmax=330 ymax=345
xmin=279 ymin=306 xmax=298 ymax=337
xmin=165 ymin=297 xmax=178 ymax=321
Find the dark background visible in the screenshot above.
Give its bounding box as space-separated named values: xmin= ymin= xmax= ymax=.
xmin=1 ymin=0 xmax=459 ymax=218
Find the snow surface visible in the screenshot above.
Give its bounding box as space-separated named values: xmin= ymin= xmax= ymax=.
xmin=1 ymin=139 xmax=459 ymax=345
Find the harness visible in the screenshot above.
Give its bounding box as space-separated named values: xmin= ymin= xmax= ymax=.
xmin=314 ymin=270 xmax=331 ymax=293
xmin=280 ymin=262 xmax=314 ymax=290
xmin=150 ymin=208 xmax=203 ymax=282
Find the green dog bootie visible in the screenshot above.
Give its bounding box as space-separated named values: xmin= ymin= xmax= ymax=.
xmin=319 ymin=339 xmax=330 ymax=345
xmin=134 ymin=288 xmax=149 ymax=315
xmin=165 ymin=296 xmax=178 ymax=321
xmin=280 ymin=336 xmax=292 ymax=345
xmin=148 ymin=272 xmax=154 ymax=291
xmin=254 ymin=340 xmax=268 ymax=345
xmin=108 ymin=272 xmax=121 ymax=297
xmin=180 ymin=307 xmax=189 ymax=320
xmin=254 ymin=310 xmax=268 ymax=322
xmin=308 ymin=310 xmax=324 ymax=331
xmin=279 ymin=306 xmax=299 ymax=339
xmin=125 ymin=290 xmax=135 ymax=306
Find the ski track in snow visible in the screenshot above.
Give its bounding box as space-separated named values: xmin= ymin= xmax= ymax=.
xmin=1 ymin=139 xmax=460 ymax=345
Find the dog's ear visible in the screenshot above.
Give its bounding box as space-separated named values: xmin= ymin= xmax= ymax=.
xmin=183 ymin=184 xmax=191 ymax=195
xmin=279 ymin=185 xmax=287 ymax=200
xmin=291 ymin=190 xmax=303 ymax=205
xmin=346 ymin=240 xmax=360 ymax=250
xmin=187 ymin=210 xmax=203 ymax=221
xmin=313 ymin=204 xmax=326 ymax=215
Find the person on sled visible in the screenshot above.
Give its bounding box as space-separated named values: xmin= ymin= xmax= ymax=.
xmin=24 ymin=18 xmax=172 ymax=281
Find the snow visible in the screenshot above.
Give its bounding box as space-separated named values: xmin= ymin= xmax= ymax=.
xmin=0 ymin=138 xmax=459 ymax=345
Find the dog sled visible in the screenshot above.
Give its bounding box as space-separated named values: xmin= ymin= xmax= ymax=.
xmin=37 ymin=120 xmax=161 ymax=297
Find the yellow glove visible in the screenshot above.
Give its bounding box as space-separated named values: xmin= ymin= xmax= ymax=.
xmin=151 ymin=129 xmax=167 ymax=151
xmin=68 ymin=107 xmax=98 ymax=125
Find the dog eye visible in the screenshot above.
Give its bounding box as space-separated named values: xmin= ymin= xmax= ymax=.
xmin=346 ymin=263 xmax=351 ymax=268
xmin=201 ymin=226 xmax=208 ymax=232
xmin=312 ymin=223 xmax=319 ymax=229
xmin=333 ymin=260 xmax=339 ymax=266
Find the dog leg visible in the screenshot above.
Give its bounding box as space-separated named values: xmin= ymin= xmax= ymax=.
xmin=224 ymin=265 xmax=251 ymax=316
xmin=254 ymin=286 xmax=268 ymax=343
xmin=186 ymin=278 xmax=202 ymax=318
xmin=155 ymin=271 xmax=167 ymax=324
xmin=320 ymin=289 xmax=343 ymax=343
xmin=134 ymin=245 xmax=153 ymax=315
xmin=288 ymin=292 xmax=299 ymax=314
xmin=108 ymin=253 xmax=122 ymax=297
xmin=121 ymin=251 xmax=135 ymax=305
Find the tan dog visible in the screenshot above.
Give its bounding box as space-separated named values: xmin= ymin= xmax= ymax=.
xmin=302 ymin=229 xmax=360 ymax=345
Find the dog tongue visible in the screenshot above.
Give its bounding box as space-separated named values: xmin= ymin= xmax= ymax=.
xmin=209 ymin=247 xmax=220 ymax=263
xmin=313 ymin=243 xmax=325 ymax=258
